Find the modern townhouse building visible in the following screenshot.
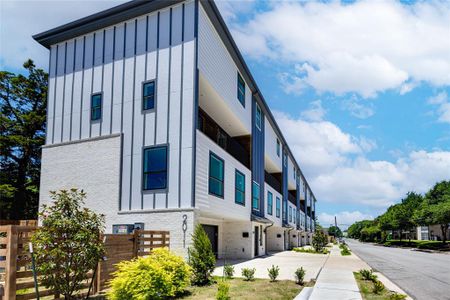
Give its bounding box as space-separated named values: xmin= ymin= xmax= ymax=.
xmin=34 ymin=0 xmax=318 ymax=259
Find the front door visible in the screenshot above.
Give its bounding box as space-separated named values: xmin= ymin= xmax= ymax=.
xmin=202 ymin=224 xmax=218 ymax=258
xmin=254 ymin=226 xmax=259 ymax=257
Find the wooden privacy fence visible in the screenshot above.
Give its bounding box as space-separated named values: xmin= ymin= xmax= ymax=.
xmin=0 ymin=225 xmax=170 ymax=299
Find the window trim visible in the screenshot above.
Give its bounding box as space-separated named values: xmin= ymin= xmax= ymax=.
xmin=255 ymin=103 xmax=262 ymax=131
xmin=237 ymin=72 xmax=245 ymax=108
xmin=252 ymin=181 xmax=260 ymax=211
xmin=142 ymin=79 xmax=157 ymax=112
xmin=267 ymin=191 xmax=273 ymax=215
xmin=235 ymin=169 xmax=245 ymax=206
xmin=142 ymin=144 xmax=169 ymax=192
xmin=90 ymin=92 xmax=103 ymax=121
xmin=209 ymin=151 xmax=225 ymax=198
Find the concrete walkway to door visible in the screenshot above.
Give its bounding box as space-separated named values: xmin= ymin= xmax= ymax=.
xmin=213 ymin=251 xmax=328 ymax=282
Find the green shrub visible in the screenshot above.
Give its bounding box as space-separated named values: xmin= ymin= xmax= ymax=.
xmin=224 ymin=264 xmax=235 ymax=279
xmin=108 ymin=247 xmax=192 ymax=300
xmin=241 ymin=268 xmax=256 ymax=281
xmin=389 ymin=292 xmax=407 ymax=300
xmin=189 ymin=224 xmax=216 ymax=285
xmin=292 ymin=247 xmax=329 ymax=254
xmin=294 ymin=267 xmax=306 ymax=285
xmin=416 ymin=241 xmax=448 ymax=250
xmin=216 ymin=281 xmax=230 ymax=300
xmin=359 ymin=269 xmax=377 ymax=282
xmin=340 ymin=245 xmax=351 ymax=256
xmin=372 ymin=280 xmax=385 ymax=294
xmin=312 ymin=230 xmax=328 ymax=252
xmin=267 ymin=265 xmax=280 ymax=282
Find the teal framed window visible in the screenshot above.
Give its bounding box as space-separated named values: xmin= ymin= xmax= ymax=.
xmin=267 ymin=192 xmax=273 ymax=215
xmin=209 ymin=152 xmax=224 ymax=198
xmin=252 ymin=181 xmax=260 ymax=211
xmin=289 ymin=206 xmax=292 ymax=222
xmin=283 ymin=200 xmax=287 ymax=220
xmin=91 ymin=93 xmax=102 ymax=121
xmin=235 ymin=170 xmax=245 ymax=206
xmin=255 ymin=103 xmax=262 ymax=130
xmin=237 ymin=73 xmax=245 ymax=107
xmin=276 ymin=197 xmax=280 ymax=218
xmin=276 ymin=139 xmax=280 ymax=157
xmin=143 ymin=146 xmax=168 ymax=190
xmin=142 ymin=80 xmax=155 ymax=110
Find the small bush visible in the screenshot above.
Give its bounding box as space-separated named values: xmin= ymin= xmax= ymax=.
xmin=267 ymin=265 xmax=280 ymax=282
xmin=416 ymin=241 xmax=448 ymax=250
xmin=241 ymin=268 xmax=256 ymax=281
xmin=340 ymin=245 xmax=351 ymax=256
xmin=293 ymin=247 xmax=329 ymax=254
xmin=372 ymin=280 xmax=385 ymax=294
xmin=224 ymin=264 xmax=234 ymax=279
xmin=189 ymin=224 xmax=216 ymax=285
xmin=359 ymin=269 xmax=377 ymax=282
xmin=312 ymin=230 xmax=328 ymax=252
xmin=108 ymin=247 xmax=192 ymax=300
xmin=294 ymin=267 xmax=306 ymax=285
xmin=216 ymin=281 xmax=230 ymax=300
xmin=389 ymin=292 xmax=407 ymax=300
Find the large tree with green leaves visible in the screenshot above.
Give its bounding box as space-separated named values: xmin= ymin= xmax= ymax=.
xmin=0 ymin=59 xmax=47 ymax=219
xmin=414 ymin=181 xmax=450 ymax=243
xmin=328 ymin=225 xmax=343 ymax=238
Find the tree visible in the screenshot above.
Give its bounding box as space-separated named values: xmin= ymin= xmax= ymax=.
xmin=31 ymin=189 xmax=105 ymax=299
xmin=188 ymin=224 xmax=216 ymax=285
xmin=0 ymin=59 xmax=47 ymax=219
xmin=347 ymin=220 xmax=374 ymax=239
xmin=415 ymin=181 xmax=450 ymax=243
xmin=328 ymin=225 xmax=343 ymax=238
xmin=312 ymin=229 xmax=328 ymax=252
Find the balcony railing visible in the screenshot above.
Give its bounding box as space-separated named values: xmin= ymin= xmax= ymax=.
xmin=265 ymin=171 xmax=282 ymax=193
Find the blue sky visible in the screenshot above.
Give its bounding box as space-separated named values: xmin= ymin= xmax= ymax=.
xmin=1 ymin=0 xmax=449 ymax=228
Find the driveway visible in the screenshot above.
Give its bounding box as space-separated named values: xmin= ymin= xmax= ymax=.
xmin=346 ymin=239 xmax=450 ymax=300
xmin=213 ymin=251 xmax=328 ymax=281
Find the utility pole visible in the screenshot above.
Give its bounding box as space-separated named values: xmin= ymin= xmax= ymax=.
xmin=335 ymin=216 xmax=337 ymax=228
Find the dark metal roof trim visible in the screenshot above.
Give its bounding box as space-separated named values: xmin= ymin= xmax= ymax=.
xmin=33 ymin=0 xmax=182 ymax=48
xmin=200 ymin=0 xmax=317 ymax=201
xmin=251 ymin=214 xmax=273 ymax=224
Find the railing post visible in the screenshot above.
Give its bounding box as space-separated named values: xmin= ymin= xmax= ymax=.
xmin=5 ymin=225 xmax=18 ymax=300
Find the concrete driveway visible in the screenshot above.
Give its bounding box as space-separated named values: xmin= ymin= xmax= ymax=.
xmin=213 ymin=251 xmax=328 ymax=281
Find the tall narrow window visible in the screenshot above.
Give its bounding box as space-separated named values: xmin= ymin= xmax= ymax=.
xmin=289 ymin=206 xmax=292 ymax=222
xmin=293 ymin=166 xmax=296 ymax=180
xmin=91 ymin=93 xmax=102 ymax=121
xmin=209 ymin=153 xmax=224 ymax=197
xmin=252 ymin=181 xmax=260 ymax=211
xmin=143 ymin=146 xmax=168 ymax=190
xmin=283 ymin=200 xmax=287 ymax=220
xmin=276 ymin=139 xmax=280 ymax=157
xmin=143 ymin=81 xmax=155 ymax=110
xmin=255 ymin=103 xmax=262 ymax=130
xmin=237 ymin=73 xmax=245 ymax=107
xmin=276 ymin=197 xmax=281 ymax=218
xmin=235 ymin=170 xmax=245 ymax=206
xmin=267 ymin=192 xmax=273 ymax=215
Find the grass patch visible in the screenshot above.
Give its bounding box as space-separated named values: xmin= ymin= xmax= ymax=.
xmin=180 ymin=277 xmax=304 ymax=300
xmin=354 ymin=272 xmax=407 ymax=300
xmin=292 ymin=247 xmax=329 ymax=254
xmin=384 ymin=240 xmax=449 ymax=250
xmin=340 ymin=244 xmax=352 ymax=256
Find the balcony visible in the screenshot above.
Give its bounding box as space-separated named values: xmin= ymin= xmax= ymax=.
xmin=198 ymin=108 xmax=250 ymax=168
xmin=288 ymin=191 xmax=296 ymax=206
xmin=265 ymin=171 xmax=282 ymax=193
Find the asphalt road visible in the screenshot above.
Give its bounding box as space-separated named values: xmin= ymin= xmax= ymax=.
xmin=346 ymin=239 xmax=450 ymax=300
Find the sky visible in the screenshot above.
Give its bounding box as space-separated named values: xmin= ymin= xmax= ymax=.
xmin=1 ymin=0 xmax=450 ymax=229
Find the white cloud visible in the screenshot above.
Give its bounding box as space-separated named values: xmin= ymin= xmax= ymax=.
xmin=276 ymin=112 xmax=450 ymax=209
xmin=231 ymin=0 xmax=450 ymax=97
xmin=300 ymin=100 xmax=326 ymax=122
xmin=427 ymin=92 xmax=450 ymax=124
xmin=319 ymin=211 xmax=374 ymax=229
xmin=0 ymin=0 xmax=126 ymax=71
xmin=342 ymin=96 xmax=375 ymax=119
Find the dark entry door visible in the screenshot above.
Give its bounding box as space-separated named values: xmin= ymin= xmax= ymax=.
xmin=202 ymin=224 xmax=218 ymax=258
xmin=254 ymin=226 xmax=259 ymax=256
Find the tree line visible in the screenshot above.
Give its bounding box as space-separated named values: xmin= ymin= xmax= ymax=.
xmin=347 ymin=181 xmax=450 ymax=243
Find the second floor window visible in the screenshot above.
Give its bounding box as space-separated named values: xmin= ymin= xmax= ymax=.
xmin=252 ymin=181 xmax=260 ymax=211
xmin=267 ymin=192 xmax=273 ymax=215
xmin=143 ymin=81 xmax=155 ymax=110
xmin=237 ymin=73 xmax=245 ymax=107
xmin=91 ymin=93 xmax=102 ymax=121
xmin=235 ymin=170 xmax=245 ymax=206
xmin=289 ymin=206 xmax=292 ymax=222
xmin=255 ymin=103 xmax=262 ymax=130
xmin=276 ymin=197 xmax=280 ymax=218
xmin=276 ymin=139 xmax=280 ymax=157
xmin=209 ymin=153 xmax=224 ymax=198
xmin=143 ymin=146 xmax=167 ymax=190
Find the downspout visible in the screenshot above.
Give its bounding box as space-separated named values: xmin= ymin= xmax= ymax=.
xmin=264 ymin=222 xmax=274 ymax=255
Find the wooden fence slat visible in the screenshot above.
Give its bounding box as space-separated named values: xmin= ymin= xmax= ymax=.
xmin=15 ymin=289 xmax=55 ymax=300
xmin=5 ymin=225 xmax=18 ymax=299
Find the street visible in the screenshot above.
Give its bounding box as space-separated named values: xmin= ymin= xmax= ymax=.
xmin=346 ymin=239 xmax=450 ymax=300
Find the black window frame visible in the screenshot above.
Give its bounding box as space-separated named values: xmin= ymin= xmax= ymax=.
xmin=209 ymin=152 xmax=225 ymax=198
xmin=142 ymin=80 xmax=156 ymax=111
xmin=90 ymin=92 xmax=103 ymax=121
xmin=235 ymin=169 xmax=245 ymax=206
xmin=237 ymin=72 xmax=245 ymax=107
xmin=267 ymin=191 xmax=273 ymax=215
xmin=142 ymin=145 xmax=168 ymax=191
